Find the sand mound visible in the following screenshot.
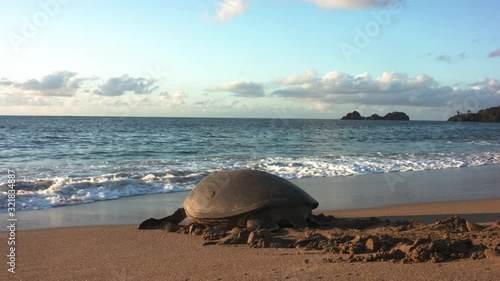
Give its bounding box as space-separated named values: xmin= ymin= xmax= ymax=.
xmin=148 ymin=215 xmax=500 ymax=263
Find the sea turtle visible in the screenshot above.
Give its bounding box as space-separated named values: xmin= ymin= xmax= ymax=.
xmin=139 ymin=169 xmax=320 ymax=230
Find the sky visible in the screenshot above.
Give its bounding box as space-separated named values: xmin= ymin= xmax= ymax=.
xmin=0 ymin=0 xmax=499 ymax=120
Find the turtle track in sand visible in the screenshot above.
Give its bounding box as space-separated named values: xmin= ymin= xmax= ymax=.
xmin=156 ymin=215 xmax=500 ymax=264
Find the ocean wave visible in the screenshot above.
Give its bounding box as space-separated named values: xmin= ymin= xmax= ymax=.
xmin=1 ymin=151 xmax=500 ymax=211
xmin=466 ymin=141 xmax=500 ymax=146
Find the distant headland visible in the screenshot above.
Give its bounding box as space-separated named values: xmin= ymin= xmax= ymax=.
xmin=341 ymin=111 xmax=410 ymax=121
xmin=447 ymin=106 xmax=500 ymax=122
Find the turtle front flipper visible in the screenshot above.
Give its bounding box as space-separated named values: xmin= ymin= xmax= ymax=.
xmin=246 ymin=213 xmax=279 ymax=231
xmin=307 ymin=213 xmax=335 ymax=227
xmin=138 ymin=208 xmax=187 ymax=229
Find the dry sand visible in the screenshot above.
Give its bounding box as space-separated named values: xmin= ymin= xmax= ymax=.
xmin=2 ymin=199 xmax=499 ymax=281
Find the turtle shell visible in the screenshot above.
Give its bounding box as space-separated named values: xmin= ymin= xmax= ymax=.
xmin=183 ymin=170 xmax=318 ymax=219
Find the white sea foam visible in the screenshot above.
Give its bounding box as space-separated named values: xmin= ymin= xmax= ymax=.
xmin=467 ymin=141 xmax=499 ymax=146
xmin=4 ymin=176 xmax=191 ymax=211
xmin=1 ymin=151 xmax=500 ymax=211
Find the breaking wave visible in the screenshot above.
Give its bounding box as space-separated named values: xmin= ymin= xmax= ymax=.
xmin=2 ymin=151 xmax=499 ymax=211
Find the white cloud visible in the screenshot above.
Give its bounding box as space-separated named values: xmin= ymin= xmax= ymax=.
xmin=93 ymin=74 xmax=158 ymax=96
xmin=0 ymin=71 xmax=191 ymax=116
xmin=159 ymin=91 xmax=187 ymax=106
xmin=0 ymin=78 xmax=13 ymax=86
xmin=1 ymin=71 xmax=84 ymax=97
xmin=303 ymin=0 xmax=387 ymax=10
xmin=273 ymin=70 xmax=437 ymax=97
xmin=273 ymin=69 xmax=318 ymax=86
xmin=2 ymin=69 xmax=499 ymax=120
xmin=213 ymin=0 xmax=250 ymax=23
xmin=207 ymin=80 xmax=264 ymax=97
xmin=271 ymin=70 xmax=500 ymax=110
xmin=0 ymin=95 xmax=63 ymax=107
xmin=195 ymin=99 xmax=238 ymax=108
xmin=193 ymin=99 xmax=250 ymax=115
xmin=209 ymin=0 xmax=388 ymax=25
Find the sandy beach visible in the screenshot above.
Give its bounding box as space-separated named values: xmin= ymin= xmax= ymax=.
xmin=2 ymin=0 xmax=500 ymax=278
xmin=2 ymin=0 xmax=500 ymax=279
xmin=1 ymin=167 xmax=499 ymax=280
xmin=1 ymin=199 xmax=499 ymax=281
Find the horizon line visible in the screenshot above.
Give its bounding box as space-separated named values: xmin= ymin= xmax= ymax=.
xmin=0 ymin=114 xmax=443 ymax=121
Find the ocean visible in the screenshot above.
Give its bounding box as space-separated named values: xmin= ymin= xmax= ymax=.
xmin=1 ymin=116 xmax=499 ymax=212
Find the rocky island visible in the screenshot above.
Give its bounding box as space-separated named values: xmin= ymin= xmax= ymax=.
xmin=341 ymin=111 xmax=410 ymax=121
xmin=447 ymin=106 xmax=500 ymax=122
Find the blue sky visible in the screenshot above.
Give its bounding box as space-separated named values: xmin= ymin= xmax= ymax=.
xmin=0 ymin=0 xmax=499 ymax=120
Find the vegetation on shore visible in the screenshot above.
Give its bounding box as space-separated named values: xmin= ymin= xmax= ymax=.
xmin=448 ymin=106 xmax=500 ymax=122
xmin=341 ymin=111 xmax=410 ymax=121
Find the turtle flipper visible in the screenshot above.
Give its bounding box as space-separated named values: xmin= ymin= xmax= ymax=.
xmin=246 ymin=214 xmax=279 ymax=231
xmin=138 ymin=208 xmax=187 ymax=229
xmin=307 ymin=215 xmax=334 ymax=227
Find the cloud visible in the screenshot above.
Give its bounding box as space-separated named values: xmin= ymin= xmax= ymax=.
xmin=209 ymin=0 xmax=390 ymax=24
xmin=207 ymin=80 xmax=264 ymax=97
xmin=273 ymin=69 xmax=318 ymax=86
xmin=213 ymin=0 xmax=250 ymax=23
xmin=0 ymin=78 xmax=13 ymax=86
xmin=303 ymin=0 xmax=388 ymax=9
xmin=17 ymin=71 xmax=80 ymax=91
xmin=0 ymin=72 xmax=186 ymax=115
xmin=442 ymin=79 xmax=500 ymax=116
xmin=489 ymin=48 xmax=500 ymax=58
xmin=93 ymin=74 xmax=158 ymax=96
xmin=436 ymin=55 xmax=451 ymax=63
xmin=194 ymin=99 xmax=242 ymax=113
xmin=1 ymin=71 xmax=84 ymax=97
xmin=3 ymin=69 xmax=499 ymax=120
xmin=270 ymin=70 xmax=500 ymax=110
xmin=159 ymin=91 xmax=187 ymax=106
xmin=87 ymin=91 xmax=188 ymax=109
xmin=273 ymin=71 xmax=437 ymax=96
xmin=436 ymin=53 xmax=467 ymax=63
xmin=0 ymin=95 xmax=62 ymax=107
xmin=209 ymin=0 xmax=391 ymax=24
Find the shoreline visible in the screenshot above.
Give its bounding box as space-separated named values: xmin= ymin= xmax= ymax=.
xmin=3 ymin=165 xmax=500 ymax=231
xmin=8 ymin=198 xmax=500 ymax=232
xmin=324 ymin=198 xmax=500 ymax=225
